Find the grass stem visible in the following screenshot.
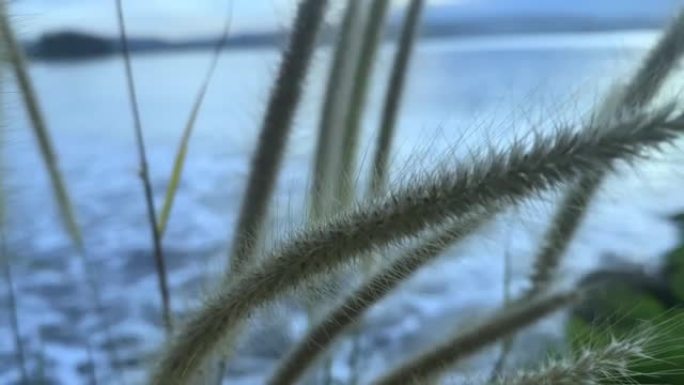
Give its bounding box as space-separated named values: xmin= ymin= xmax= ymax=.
xmin=114 ymin=0 xmax=172 ymax=333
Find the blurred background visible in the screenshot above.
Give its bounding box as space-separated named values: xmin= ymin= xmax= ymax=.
xmin=3 ymin=0 xmax=684 ymax=384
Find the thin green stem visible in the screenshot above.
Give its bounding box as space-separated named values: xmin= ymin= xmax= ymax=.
xmin=114 ymin=0 xmax=172 ymax=333
xmin=158 ymin=2 xmax=233 ymax=237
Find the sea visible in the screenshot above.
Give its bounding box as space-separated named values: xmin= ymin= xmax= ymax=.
xmin=2 ymin=30 xmax=684 ymax=384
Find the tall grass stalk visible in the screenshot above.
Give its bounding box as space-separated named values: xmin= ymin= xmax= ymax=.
xmin=487 ymin=12 xmax=684 ymax=379
xmin=369 ymin=0 xmax=424 ymax=197
xmin=306 ymin=2 xmax=362 ymax=382
xmin=150 ymin=107 xmax=684 ymax=385
xmin=336 ymin=0 xmax=390 ymax=207
xmin=0 ymin=1 xmax=83 ymax=248
xmin=528 ymin=7 xmax=684 ymax=298
xmin=268 ymin=214 xmax=489 ymax=385
xmin=1 ymin=6 xmax=122 ymax=381
xmin=228 ymin=0 xmax=329 ymax=275
xmin=0 ymin=32 xmax=27 ymax=384
xmin=345 ymin=4 xmax=425 ymax=375
xmin=157 ymin=3 xmax=232 ymax=237
xmin=309 ymin=0 xmax=361 ymax=220
xmin=114 ymin=0 xmax=173 ymax=333
xmin=371 ymin=289 xmax=580 ymax=385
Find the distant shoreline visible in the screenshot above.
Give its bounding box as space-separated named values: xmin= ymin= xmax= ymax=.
xmin=26 ymin=15 xmax=666 ymax=61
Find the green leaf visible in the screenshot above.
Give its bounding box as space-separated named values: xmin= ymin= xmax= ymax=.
xmin=158 ymin=6 xmax=231 ymax=236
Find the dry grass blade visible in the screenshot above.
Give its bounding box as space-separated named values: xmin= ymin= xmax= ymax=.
xmin=157 ymin=3 xmax=233 ymax=237
xmin=372 ymin=289 xmax=580 ymax=385
xmin=114 ymin=0 xmax=173 ymax=333
xmin=370 ymin=0 xmax=425 ymax=197
xmin=267 ymin=214 xmax=489 ymax=385
xmin=336 ymin=0 xmax=391 ymax=207
xmin=0 ymin=1 xmax=83 ymax=249
xmin=149 ymin=107 xmax=684 ymax=385
xmin=228 ymin=0 xmax=329 ymax=274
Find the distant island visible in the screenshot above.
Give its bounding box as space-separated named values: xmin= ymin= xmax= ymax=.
xmin=26 ymin=29 xmax=288 ymax=60
xmin=26 ymin=15 xmax=666 ymax=61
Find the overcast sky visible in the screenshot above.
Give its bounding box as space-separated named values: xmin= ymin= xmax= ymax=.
xmin=8 ymin=0 xmax=459 ymax=39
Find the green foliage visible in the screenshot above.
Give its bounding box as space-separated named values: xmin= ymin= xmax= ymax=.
xmin=568 ymin=270 xmax=684 ymax=384
xmin=666 ymin=245 xmax=684 ymax=300
xmin=158 ymin=5 xmax=232 ymax=237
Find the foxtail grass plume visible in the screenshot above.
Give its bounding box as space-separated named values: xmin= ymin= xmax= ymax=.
xmin=268 ymin=214 xmax=488 ymax=385
xmin=150 ymin=106 xmax=684 ymax=385
xmin=310 ymin=0 xmax=362 ymax=220
xmin=372 ymin=289 xmax=581 ymax=385
xmin=229 ymin=0 xmax=329 ymax=274
xmin=528 ymin=6 xmax=684 ymax=297
xmin=370 ymin=0 xmax=425 ymax=197
xmin=336 ymin=0 xmax=391 ymax=207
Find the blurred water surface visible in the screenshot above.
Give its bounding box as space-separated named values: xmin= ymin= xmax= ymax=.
xmin=3 ymin=31 xmax=684 ymax=383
